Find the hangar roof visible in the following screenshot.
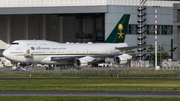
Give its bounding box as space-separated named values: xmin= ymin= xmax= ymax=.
xmin=0 ymin=0 xmax=179 ymax=8
xmin=0 ymin=6 xmax=108 ymax=14
xmin=0 ymin=0 xmax=179 ymax=14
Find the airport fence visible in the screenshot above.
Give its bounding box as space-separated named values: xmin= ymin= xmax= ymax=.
xmin=0 ymin=67 xmax=180 ymax=77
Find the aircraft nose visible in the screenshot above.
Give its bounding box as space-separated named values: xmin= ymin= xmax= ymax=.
xmin=3 ymin=49 xmax=8 ymax=57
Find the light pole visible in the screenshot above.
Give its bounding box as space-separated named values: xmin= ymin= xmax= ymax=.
xmin=153 ymin=6 xmax=160 ymax=70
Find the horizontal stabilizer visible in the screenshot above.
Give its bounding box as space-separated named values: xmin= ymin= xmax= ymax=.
xmin=169 ymin=47 xmax=177 ymax=53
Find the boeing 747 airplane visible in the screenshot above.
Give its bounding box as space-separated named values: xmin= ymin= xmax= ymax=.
xmin=2 ymin=14 xmax=149 ymax=68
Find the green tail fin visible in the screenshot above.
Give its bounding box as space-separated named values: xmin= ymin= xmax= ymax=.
xmin=104 ymin=14 xmax=130 ymax=43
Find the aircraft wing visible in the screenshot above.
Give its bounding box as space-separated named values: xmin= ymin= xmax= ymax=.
xmin=51 ymin=51 xmax=158 ymax=61
xmin=50 ymin=43 xmax=155 ymax=62
xmin=89 ymin=51 xmax=158 ymax=58
xmin=115 ymin=45 xmax=151 ymax=52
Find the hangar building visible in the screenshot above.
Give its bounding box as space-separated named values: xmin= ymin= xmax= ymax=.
xmin=0 ymin=0 xmax=179 ymax=60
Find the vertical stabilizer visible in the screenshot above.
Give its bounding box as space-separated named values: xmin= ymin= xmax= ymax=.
xmin=104 ymin=14 xmax=130 ymax=43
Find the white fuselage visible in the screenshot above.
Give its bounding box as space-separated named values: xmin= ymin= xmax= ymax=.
xmin=3 ymin=40 xmax=128 ymax=65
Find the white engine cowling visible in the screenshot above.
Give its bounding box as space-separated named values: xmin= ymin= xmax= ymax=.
xmin=74 ymin=59 xmax=88 ymax=67
xmin=114 ymin=56 xmax=128 ymax=65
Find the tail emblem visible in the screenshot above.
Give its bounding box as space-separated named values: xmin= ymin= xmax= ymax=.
xmin=117 ymin=24 xmax=124 ymax=40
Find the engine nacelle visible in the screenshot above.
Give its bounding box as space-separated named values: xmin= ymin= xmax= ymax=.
xmin=74 ymin=59 xmax=88 ymax=67
xmin=114 ymin=56 xmax=128 ymax=65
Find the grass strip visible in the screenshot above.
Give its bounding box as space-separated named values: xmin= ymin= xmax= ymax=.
xmin=0 ymin=96 xmax=179 ymax=101
xmin=1 ymin=79 xmax=180 ymax=92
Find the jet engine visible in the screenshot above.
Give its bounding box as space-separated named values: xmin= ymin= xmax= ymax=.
xmin=114 ymin=55 xmax=128 ymax=65
xmin=74 ymin=59 xmax=88 ymax=67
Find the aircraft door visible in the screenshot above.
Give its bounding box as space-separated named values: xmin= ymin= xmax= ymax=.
xmin=24 ymin=49 xmax=35 ymax=65
xmin=25 ymin=49 xmax=31 ymax=58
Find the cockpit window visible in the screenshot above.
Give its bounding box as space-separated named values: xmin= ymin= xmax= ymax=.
xmin=10 ymin=43 xmax=19 ymax=45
